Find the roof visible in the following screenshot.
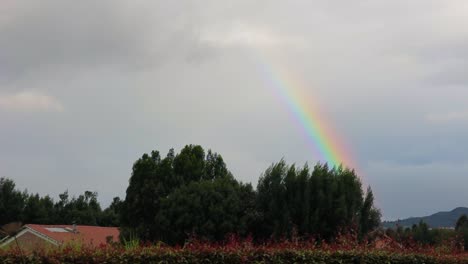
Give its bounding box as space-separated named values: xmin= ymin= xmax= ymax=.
xmin=22 ymin=224 xmax=119 ymax=246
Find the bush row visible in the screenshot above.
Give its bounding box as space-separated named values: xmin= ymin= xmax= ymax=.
xmin=1 ymin=248 xmax=468 ymax=264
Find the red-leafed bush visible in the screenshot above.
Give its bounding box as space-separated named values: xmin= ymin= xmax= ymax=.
xmin=1 ymin=234 xmax=467 ymax=263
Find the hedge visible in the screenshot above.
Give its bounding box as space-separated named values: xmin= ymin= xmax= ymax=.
xmin=1 ymin=248 xmax=468 ymax=264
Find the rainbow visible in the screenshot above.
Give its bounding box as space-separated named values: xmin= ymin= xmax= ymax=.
xmin=256 ymin=58 xmax=355 ymax=170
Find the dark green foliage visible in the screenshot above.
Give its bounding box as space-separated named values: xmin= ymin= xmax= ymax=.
xmin=255 ymin=161 xmax=380 ymax=241
xmin=173 ymin=145 xmax=206 ymax=183
xmin=456 ymin=215 xmax=468 ymax=250
xmin=23 ymin=194 xmax=54 ymax=224
xmin=99 ymin=197 xmax=123 ymax=227
xmin=120 ymin=145 xmax=234 ymax=242
xmin=386 ymin=220 xmax=460 ymax=249
xmin=456 ymin=215 xmax=468 ymax=231
xmin=53 ymin=190 xmax=102 ymax=225
xmin=412 ymin=221 xmax=433 ymax=245
xmin=255 ymin=160 xmax=290 ymax=239
xmin=0 ymin=178 xmax=26 ymax=226
xmin=121 ymin=146 xmax=380 ymax=244
xmin=2 ymin=144 xmax=382 ymax=247
xmin=0 ymin=177 xmax=120 ymax=228
xmin=120 ymin=151 xmax=165 ymax=241
xmin=360 ymin=187 xmax=381 ymax=236
xmin=155 ymin=177 xmax=256 ymax=244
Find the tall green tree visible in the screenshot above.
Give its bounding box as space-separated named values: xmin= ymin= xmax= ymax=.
xmin=99 ymin=197 xmax=123 ymax=227
xmin=255 ymin=160 xmax=290 ymax=239
xmin=412 ymin=221 xmax=433 ymax=245
xmin=0 ymin=177 xmax=121 ymax=227
xmin=0 ymin=178 xmax=27 ymax=226
xmin=53 ymin=190 xmax=103 ymax=225
xmin=455 ymin=214 xmax=468 ymax=250
xmin=23 ymin=194 xmax=54 ymax=224
xmin=359 ymin=187 xmax=381 ymax=236
xmin=120 ymin=145 xmax=232 ymax=242
xmin=456 ymin=215 xmax=468 ymax=231
xmin=155 ymin=177 xmax=256 ymax=244
xmin=173 ymin=145 xmax=206 ymax=183
xmin=120 ymin=151 xmax=162 ymax=240
xmin=255 ymin=161 xmax=380 ymax=241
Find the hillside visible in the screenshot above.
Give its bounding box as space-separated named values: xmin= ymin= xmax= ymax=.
xmin=383 ymin=207 xmax=468 ymax=229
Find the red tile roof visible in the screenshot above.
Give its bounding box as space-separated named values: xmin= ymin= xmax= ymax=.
xmin=25 ymin=224 xmax=119 ymax=246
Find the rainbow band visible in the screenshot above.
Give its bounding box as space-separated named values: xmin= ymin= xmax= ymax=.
xmin=257 ymin=59 xmax=355 ymax=170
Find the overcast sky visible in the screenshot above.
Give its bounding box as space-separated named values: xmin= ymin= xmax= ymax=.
xmin=1 ymin=0 xmax=468 ymax=220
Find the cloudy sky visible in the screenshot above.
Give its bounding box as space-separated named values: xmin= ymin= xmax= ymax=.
xmin=1 ymin=0 xmax=468 ymax=220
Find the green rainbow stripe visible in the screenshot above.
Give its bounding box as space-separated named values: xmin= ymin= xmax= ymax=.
xmin=257 ymin=60 xmax=354 ymax=169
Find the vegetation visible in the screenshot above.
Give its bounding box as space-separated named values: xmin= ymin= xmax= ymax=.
xmin=119 ymin=145 xmax=243 ymax=242
xmin=2 ymin=143 xmax=468 ymax=263
xmin=0 ymin=177 xmax=121 ymax=233
xmin=154 ymin=177 xmax=256 ymax=244
xmin=1 ymin=236 xmax=468 ymax=264
xmin=255 ymin=161 xmax=380 ymax=241
xmin=456 ymin=214 xmax=468 ymax=250
xmin=0 ymin=178 xmax=27 ymax=227
xmin=384 ymin=215 xmax=468 ymax=251
xmin=0 ymin=144 xmax=380 ymax=245
xmin=119 ymin=145 xmax=380 ymax=244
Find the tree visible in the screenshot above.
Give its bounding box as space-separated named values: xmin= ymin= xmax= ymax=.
xmin=456 ymin=215 xmax=468 ymax=231
xmin=99 ymin=197 xmax=123 ymax=227
xmin=53 ymin=190 xmax=70 ymax=223
xmin=52 ymin=190 xmax=103 ymax=225
xmin=359 ymin=187 xmax=381 ymax=237
xmin=120 ymin=145 xmax=232 ymax=242
xmin=255 ymin=161 xmax=381 ymax=241
xmin=204 ymin=150 xmax=230 ymax=181
xmin=120 ymin=151 xmax=162 ymax=241
xmin=66 ymin=191 xmax=102 ymax=225
xmin=0 ymin=178 xmax=27 ymax=226
xmin=173 ymin=145 xmax=206 ymax=183
xmin=23 ymin=194 xmax=54 ymax=224
xmin=412 ymin=221 xmax=432 ymax=245
xmin=155 ymin=177 xmax=255 ymax=245
xmin=455 ymin=214 xmax=468 ymax=250
xmin=255 ymin=160 xmax=290 ymax=239
xmin=0 ymin=178 xmax=117 ymax=227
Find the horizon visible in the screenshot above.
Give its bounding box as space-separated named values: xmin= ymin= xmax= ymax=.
xmin=1 ymin=1 xmax=468 ymax=221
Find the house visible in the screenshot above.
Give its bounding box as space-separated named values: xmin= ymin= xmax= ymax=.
xmin=0 ymin=224 xmax=119 ymax=251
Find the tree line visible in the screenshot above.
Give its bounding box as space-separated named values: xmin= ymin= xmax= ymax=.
xmin=385 ymin=216 xmax=468 ymax=250
xmin=0 ymin=178 xmax=122 ymax=229
xmin=1 ymin=144 xmax=381 ymax=245
xmin=120 ymin=145 xmax=381 ymax=244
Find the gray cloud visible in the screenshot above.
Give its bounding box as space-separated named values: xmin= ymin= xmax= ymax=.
xmin=0 ymin=1 xmax=213 ymax=85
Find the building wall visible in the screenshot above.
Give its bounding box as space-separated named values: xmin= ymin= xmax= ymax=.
xmin=4 ymin=231 xmax=56 ymax=252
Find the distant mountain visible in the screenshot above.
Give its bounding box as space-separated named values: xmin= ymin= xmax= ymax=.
xmin=383 ymin=207 xmax=468 ymax=229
